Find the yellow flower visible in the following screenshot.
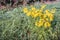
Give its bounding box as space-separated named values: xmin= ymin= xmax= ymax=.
xmin=43 ymin=14 xmax=47 ymax=18
xmin=45 ymin=10 xmax=54 ymax=16
xmin=45 ymin=10 xmax=50 ymax=14
xmin=35 ymin=9 xmax=40 ymax=13
xmin=48 ymin=13 xmax=53 ymax=17
xmin=35 ymin=22 xmax=41 ymax=27
xmin=23 ymin=8 xmax=28 ymax=13
xmin=40 ymin=14 xmax=47 ymax=20
xmin=35 ymin=22 xmax=39 ymax=27
xmin=47 ymin=13 xmax=54 ymax=21
xmin=26 ymin=11 xmax=31 ymax=16
xmin=31 ymin=11 xmax=38 ymax=18
xmin=39 ymin=19 xmax=44 ymax=22
xmin=39 ymin=19 xmax=44 ymax=26
xmin=33 ymin=13 xmax=39 ymax=18
xmin=23 ymin=5 xmax=55 ymax=28
xmin=35 ymin=21 xmax=43 ymax=27
xmin=31 ymin=12 xmax=35 ymax=17
xmin=45 ymin=18 xmax=49 ymax=21
xmin=40 ymin=14 xmax=47 ymax=19
xmin=44 ymin=22 xmax=51 ymax=28
xmin=39 ymin=13 xmax=43 ymax=17
xmin=38 ymin=21 xmax=44 ymax=27
xmin=49 ymin=16 xmax=54 ymax=21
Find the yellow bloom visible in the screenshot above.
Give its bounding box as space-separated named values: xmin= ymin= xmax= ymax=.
xmin=45 ymin=9 xmax=49 ymax=12
xmin=35 ymin=21 xmax=43 ymax=27
xmin=26 ymin=11 xmax=31 ymax=16
xmin=38 ymin=21 xmax=44 ymax=27
xmin=49 ymin=17 xmax=54 ymax=21
xmin=35 ymin=9 xmax=40 ymax=13
xmin=35 ymin=22 xmax=39 ymax=27
xmin=39 ymin=19 xmax=44 ymax=22
xmin=40 ymin=14 xmax=47 ymax=19
xmin=33 ymin=13 xmax=39 ymax=18
xmin=31 ymin=12 xmax=35 ymax=17
xmin=39 ymin=13 xmax=43 ymax=17
xmin=43 ymin=14 xmax=47 ymax=18
xmin=47 ymin=13 xmax=54 ymax=21
xmin=23 ymin=8 xmax=28 ymax=13
xmin=45 ymin=10 xmax=54 ymax=17
xmin=23 ymin=5 xmax=55 ymax=28
xmin=31 ymin=11 xmax=38 ymax=18
xmin=45 ymin=10 xmax=50 ymax=14
xmin=44 ymin=22 xmax=51 ymax=28
xmin=48 ymin=13 xmax=53 ymax=17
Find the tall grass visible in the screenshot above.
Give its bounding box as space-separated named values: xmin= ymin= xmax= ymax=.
xmin=0 ymin=3 xmax=60 ymax=40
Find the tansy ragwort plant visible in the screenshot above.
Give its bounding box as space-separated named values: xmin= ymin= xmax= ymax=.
xmin=23 ymin=5 xmax=56 ymax=28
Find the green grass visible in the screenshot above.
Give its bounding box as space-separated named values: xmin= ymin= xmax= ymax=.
xmin=0 ymin=3 xmax=60 ymax=40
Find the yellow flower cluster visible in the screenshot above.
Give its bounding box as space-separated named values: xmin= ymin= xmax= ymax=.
xmin=23 ymin=5 xmax=56 ymax=28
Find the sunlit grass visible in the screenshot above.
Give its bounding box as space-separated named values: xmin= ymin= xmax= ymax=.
xmin=0 ymin=3 xmax=60 ymax=40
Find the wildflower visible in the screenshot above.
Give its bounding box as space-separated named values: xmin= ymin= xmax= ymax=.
xmin=47 ymin=13 xmax=54 ymax=21
xmin=49 ymin=16 xmax=54 ymax=21
xmin=39 ymin=19 xmax=44 ymax=22
xmin=35 ymin=22 xmax=39 ymax=27
xmin=23 ymin=5 xmax=55 ymax=28
xmin=43 ymin=14 xmax=47 ymax=18
xmin=44 ymin=22 xmax=51 ymax=28
xmin=35 ymin=9 xmax=40 ymax=13
xmin=45 ymin=18 xmax=49 ymax=21
xmin=38 ymin=22 xmax=43 ymax=27
xmin=23 ymin=7 xmax=28 ymax=13
xmin=38 ymin=12 xmax=43 ymax=17
xmin=31 ymin=12 xmax=35 ymax=17
xmin=45 ymin=10 xmax=50 ymax=14
xmin=45 ymin=10 xmax=53 ymax=15
xmin=33 ymin=13 xmax=39 ymax=18
xmin=40 ymin=14 xmax=47 ymax=19
xmin=35 ymin=21 xmax=43 ymax=27
xmin=26 ymin=11 xmax=31 ymax=16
